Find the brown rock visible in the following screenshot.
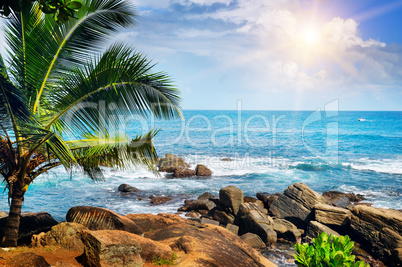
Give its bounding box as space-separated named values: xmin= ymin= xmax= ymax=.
xmin=180 ymin=199 xmax=216 ymax=211
xmin=185 ymin=211 xmax=201 ymax=218
xmin=201 ymin=217 xmax=220 ymax=226
xmin=219 ymin=186 xmax=244 ymax=215
xmin=220 ymin=158 xmax=232 ymax=161
xmin=323 ymin=190 xmax=365 ymax=204
xmin=173 ymin=168 xmax=196 ymax=178
xmin=269 ymin=183 xmax=328 ymax=228
xmin=81 ymin=230 xmax=142 ymax=267
xmin=32 ymin=222 xmax=87 ymax=253
xmin=273 ymin=218 xmax=297 ymax=235
xmin=241 ymin=233 xmax=266 ymax=249
xmin=7 ymin=252 xmax=50 ymax=267
xmin=213 ymin=210 xmax=235 ymax=225
xmin=118 ymin=184 xmax=140 ymax=193
xmin=244 ymin=196 xmax=265 ymax=209
xmin=195 ymin=164 xmax=213 ymax=176
xmin=283 ymin=229 xmax=302 ymax=243
xmin=150 ymin=196 xmax=173 ymax=205
xmin=226 ymin=224 xmax=239 ymax=235
xmin=0 ymin=212 xmax=58 ymax=245
xmin=307 ymin=221 xmax=340 ymax=239
xmin=198 ymin=192 xmax=215 ymax=200
xmin=315 ymin=203 xmax=352 ymax=226
xmin=66 ymin=206 xmax=142 ymax=235
xmin=158 ymin=154 xmax=190 ymax=173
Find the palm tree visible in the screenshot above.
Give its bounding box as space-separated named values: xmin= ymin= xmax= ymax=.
xmin=0 ymin=0 xmax=181 ymax=247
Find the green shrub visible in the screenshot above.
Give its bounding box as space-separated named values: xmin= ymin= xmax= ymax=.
xmin=294 ymin=232 xmax=370 ymax=267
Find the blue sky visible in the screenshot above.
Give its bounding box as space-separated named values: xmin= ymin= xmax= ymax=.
xmin=119 ymin=0 xmax=402 ymax=111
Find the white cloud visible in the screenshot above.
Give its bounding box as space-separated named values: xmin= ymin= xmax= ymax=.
xmin=172 ymin=0 xmax=232 ymax=6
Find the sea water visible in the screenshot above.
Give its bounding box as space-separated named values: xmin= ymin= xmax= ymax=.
xmin=1 ymin=110 xmax=401 ymax=222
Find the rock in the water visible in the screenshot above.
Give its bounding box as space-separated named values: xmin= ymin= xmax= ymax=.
xmin=238 ymin=203 xmax=277 ymax=245
xmin=118 ymin=184 xmax=140 ymax=193
xmin=270 ymin=183 xmax=328 ymax=228
xmin=306 ymin=221 xmax=340 ymax=239
xmin=32 ymin=222 xmax=87 ymax=252
xmin=81 ymin=230 xmax=143 ymax=267
xmin=323 ymin=191 xmax=365 ymax=207
xmin=213 ymin=210 xmax=235 ymax=225
xmin=195 ymin=164 xmax=212 ymax=176
xmin=173 ymin=168 xmax=196 ymax=178
xmin=158 ymin=154 xmax=190 ymax=173
xmin=7 ymin=252 xmax=50 ymax=267
xmin=0 ymin=212 xmax=58 ymax=245
xmin=241 ymin=233 xmax=266 ymax=249
xmin=150 ymin=196 xmax=173 ymax=205
xmin=220 ymin=158 xmax=232 ymax=161
xmin=314 ymin=203 xmax=352 ymax=226
xmin=66 ymin=206 xmax=143 ymax=235
xmin=198 ymin=192 xmax=215 ymax=200
xmin=351 ymin=205 xmax=402 ymax=266
xmin=179 ymin=199 xmax=216 ymax=211
xmin=219 ymin=186 xmax=244 ymax=215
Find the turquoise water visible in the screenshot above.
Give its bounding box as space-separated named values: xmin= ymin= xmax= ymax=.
xmin=1 ymin=110 xmax=401 ymax=221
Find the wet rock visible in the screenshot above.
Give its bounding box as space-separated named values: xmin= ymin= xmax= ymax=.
xmin=158 ymin=154 xmax=190 ymax=173
xmin=219 ymin=186 xmax=244 ymax=216
xmin=315 ymin=203 xmax=352 ymax=226
xmin=150 ymin=196 xmax=173 ymax=205
xmin=173 ymin=168 xmax=196 ymax=178
xmin=213 ymin=210 xmax=235 ymax=225
xmin=32 ymin=222 xmax=87 ymax=253
xmin=195 ymin=164 xmax=213 ymax=176
xmin=351 ymin=205 xmax=402 ymax=266
xmin=238 ymin=203 xmax=277 ymax=245
xmin=241 ymin=233 xmax=266 ymax=249
xmin=0 ymin=212 xmax=58 ymax=245
xmin=270 ymin=183 xmax=328 ymax=228
xmin=307 ymin=221 xmax=340 ymax=239
xmin=66 ymin=206 xmax=142 ymax=235
xmin=81 ymin=230 xmax=143 ymax=267
xmin=118 ymin=184 xmax=140 ymax=193
xmin=198 ymin=192 xmax=215 ymax=200
xmin=7 ymin=252 xmax=50 ymax=267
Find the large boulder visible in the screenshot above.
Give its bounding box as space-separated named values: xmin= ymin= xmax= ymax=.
xmin=238 ymin=203 xmax=277 ymax=246
xmin=351 ymin=205 xmax=402 ymax=266
xmin=306 ymin=221 xmax=340 ymax=239
xmin=269 ymin=183 xmax=328 ymax=228
xmin=7 ymin=252 xmax=50 ymax=267
xmin=173 ymin=168 xmax=196 ymax=178
xmin=273 ymin=218 xmax=297 ymax=235
xmin=219 ymin=186 xmax=244 ymax=215
xmin=0 ymin=212 xmax=58 ymax=245
xmin=141 ymin=213 xmax=276 ymax=267
xmin=81 ymin=230 xmax=143 ymax=267
xmin=179 ymin=200 xmax=216 ymax=211
xmin=314 ymin=203 xmax=352 ymax=227
xmin=66 ymin=206 xmax=142 ymax=235
xmin=125 ymin=213 xmax=199 ymax=233
xmin=213 ymin=210 xmax=235 ymax=225
xmin=32 ymin=222 xmax=87 ymax=253
xmin=158 ymin=154 xmax=190 ymax=173
xmin=241 ymin=233 xmax=266 ymax=249
xmin=195 ymin=164 xmax=212 ymax=176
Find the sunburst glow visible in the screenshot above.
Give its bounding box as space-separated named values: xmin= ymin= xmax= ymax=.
xmin=301 ymin=27 xmax=320 ymax=45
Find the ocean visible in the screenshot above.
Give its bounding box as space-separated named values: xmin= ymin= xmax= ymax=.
xmin=1 ymin=110 xmax=401 ymax=222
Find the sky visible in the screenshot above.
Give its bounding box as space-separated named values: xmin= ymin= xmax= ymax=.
xmin=0 ymin=0 xmax=401 ymax=111
xmin=119 ymin=0 xmax=402 ymax=111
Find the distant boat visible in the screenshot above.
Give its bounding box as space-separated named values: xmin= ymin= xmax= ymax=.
xmin=358 ymin=118 xmax=366 ymax=121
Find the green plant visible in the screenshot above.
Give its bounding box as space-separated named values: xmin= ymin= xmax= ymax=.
xmin=294 ymin=232 xmax=370 ymax=267
xmin=152 ymin=253 xmax=178 ymax=266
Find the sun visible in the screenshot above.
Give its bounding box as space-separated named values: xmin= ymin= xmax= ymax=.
xmin=301 ymin=27 xmax=320 ymax=46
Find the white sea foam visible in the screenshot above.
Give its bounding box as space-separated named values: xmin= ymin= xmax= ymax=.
xmin=349 ymin=158 xmax=402 ymax=175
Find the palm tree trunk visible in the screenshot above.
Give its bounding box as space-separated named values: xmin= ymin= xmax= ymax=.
xmin=1 ymin=189 xmax=24 ymax=247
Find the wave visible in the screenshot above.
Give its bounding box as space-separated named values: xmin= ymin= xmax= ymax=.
xmin=349 ymin=158 xmax=402 ymax=175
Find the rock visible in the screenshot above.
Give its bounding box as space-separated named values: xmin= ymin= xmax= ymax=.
xmin=173 ymin=168 xmax=196 ymax=178
xmin=201 ymin=217 xmax=220 ymax=226
xmin=241 ymin=233 xmax=266 ymax=249
xmin=270 ymin=183 xmax=328 ymax=228
xmin=226 ymin=224 xmax=239 ymax=235
xmin=323 ymin=190 xmax=365 ymax=206
xmin=244 ymin=196 xmax=265 ymax=208
xmin=238 ymin=203 xmax=277 ymax=245
xmin=0 ymin=212 xmax=58 ymax=245
xmin=179 ymin=200 xmax=216 ymax=211
xmin=307 ymin=221 xmax=340 ymax=239
xmin=7 ymin=252 xmax=50 ymax=267
xmin=273 ymin=218 xmax=297 ymax=235
xmin=118 ymin=184 xmax=140 ymax=193
xmin=125 ymin=213 xmax=199 ymax=233
xmin=66 ymin=206 xmax=143 ymax=235
xmin=198 ymin=192 xmax=215 ymax=200
xmin=283 ymin=229 xmax=302 ymax=243
xmin=158 ymin=154 xmax=190 ymax=173
xmin=150 ymin=196 xmax=173 ymax=205
xmin=351 ymin=205 xmax=402 ymax=266
xmin=185 ymin=211 xmax=201 ymax=218
xmin=220 ymin=158 xmax=232 ymax=161
xmin=0 ymin=211 xmax=7 ymax=219
xmin=32 ymin=222 xmax=87 ymax=253
xmin=315 ymin=203 xmax=352 ymax=226
xmin=81 ymin=230 xmax=143 ymax=267
xmin=143 ymin=214 xmax=276 ymax=267
xmin=213 ymin=210 xmax=235 ymax=225
xmin=219 ymin=186 xmax=244 ymax=215
xmin=195 ymin=164 xmax=212 ymax=176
